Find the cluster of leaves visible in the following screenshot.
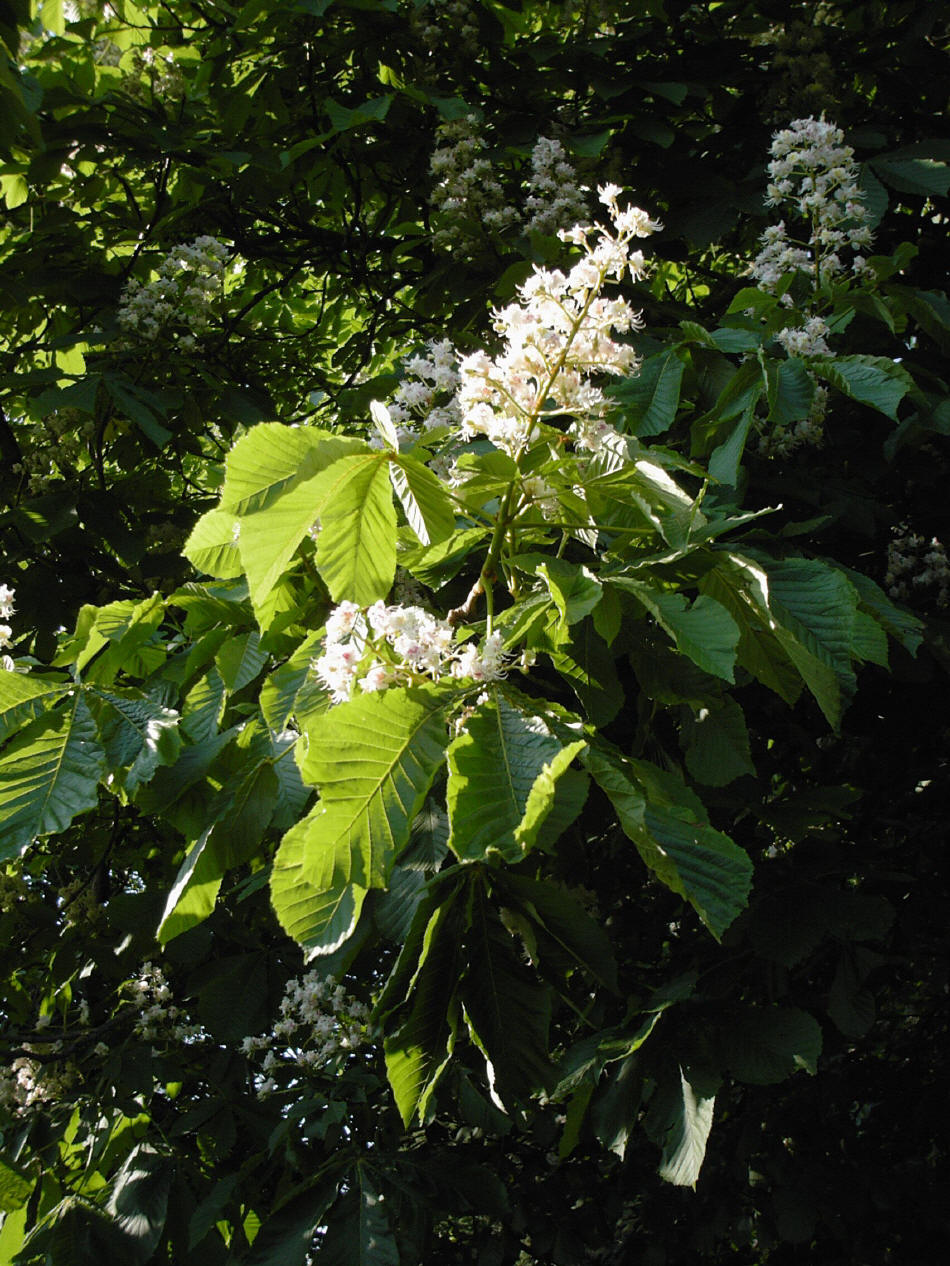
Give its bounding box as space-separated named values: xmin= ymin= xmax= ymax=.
xmin=2 ymin=1 xmax=949 ymax=1263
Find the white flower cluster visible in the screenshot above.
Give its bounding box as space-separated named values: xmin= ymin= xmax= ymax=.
xmin=415 ymin=0 xmax=480 ymax=57
xmin=456 ymin=186 xmax=658 ymax=459
xmin=241 ymin=971 xmax=371 ymax=1097
xmin=0 ymin=1055 xmax=78 ymax=1119
xmin=429 ymin=122 xmax=589 ymax=258
xmin=126 ymin=962 xmax=201 ymax=1044
xmin=751 ymin=116 xmax=872 ymax=293
xmin=774 ymin=314 xmax=831 ymax=358
xmin=885 ymin=528 xmax=950 ymax=609
xmin=312 ymin=600 xmax=510 ymax=705
xmin=430 ymin=116 xmax=520 ymax=257
xmin=386 ymin=338 xmax=461 ymax=436
xmin=524 ymin=137 xmax=589 ymax=237
xmin=0 ymin=583 xmax=16 ymax=671
xmin=117 ymin=235 xmax=230 ymax=347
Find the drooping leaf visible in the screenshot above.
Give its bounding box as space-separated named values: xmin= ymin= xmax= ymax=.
xmin=383 ymin=886 xmax=465 ymax=1125
xmin=460 ymin=883 xmax=554 ymax=1104
xmin=105 ymin=1144 xmax=173 ymax=1263
xmin=644 ymin=1065 xmax=718 ymax=1188
xmin=496 ymin=872 xmax=618 ymax=991
xmin=587 ymin=747 xmax=752 ymax=939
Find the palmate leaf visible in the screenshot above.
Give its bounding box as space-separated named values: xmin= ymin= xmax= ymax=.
xmin=105 ymin=1144 xmax=172 ymax=1262
xmin=219 ymin=423 xmax=351 ymax=515
xmin=236 ymin=440 xmax=366 ymax=606
xmin=705 ymin=553 xmax=859 ymax=728
xmin=181 ymin=507 xmax=243 ymax=579
xmin=587 ymin=747 xmax=752 ymax=939
xmin=446 ymin=691 xmax=587 ymax=863
xmin=680 ymin=697 xmax=755 ymax=786
xmin=294 ymin=685 xmax=454 ymax=892
xmin=717 ymin=1006 xmax=822 ymax=1084
xmin=0 ymin=694 xmax=105 ymax=860
xmin=318 ymin=1166 xmax=399 ymax=1266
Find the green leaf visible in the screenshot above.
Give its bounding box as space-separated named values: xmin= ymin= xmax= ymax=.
xmin=296 ymin=685 xmax=453 ymax=889
xmin=810 ymin=354 xmax=913 ymax=421
xmin=496 ymin=872 xmax=617 ymax=991
xmin=548 ymin=619 xmax=624 ymax=726
xmin=314 ymin=453 xmax=398 ymax=604
xmin=383 ymin=887 xmax=465 ymax=1125
xmin=610 ymin=348 xmax=684 ymax=437
xmin=767 ymin=358 xmax=815 ymax=427
xmin=242 ymin=1177 xmax=339 ymax=1266
xmin=698 ymin=554 xmax=803 ymax=706
xmin=215 ymin=630 xmax=267 ymax=693
xmin=871 ymin=149 xmax=950 ymax=197
xmin=88 ymin=688 xmax=181 ymax=795
xmin=182 ymin=508 xmax=244 ymax=579
xmin=537 ymin=559 xmax=602 ymax=630
xmin=766 ymin=557 xmax=859 ymax=728
xmin=0 ymin=672 xmax=69 ymax=745
xmin=610 ymin=580 xmax=739 ymax=682
xmin=460 ymin=883 xmax=553 ymax=1104
xmin=105 ymin=1144 xmax=172 ymax=1262
xmin=718 ymin=1007 xmax=822 ymax=1084
xmin=0 ymin=694 xmax=105 ymax=861
xmin=389 ymin=455 xmax=455 ymax=546
xmin=270 ymin=812 xmax=368 ymax=954
xmin=446 ymin=692 xmax=585 ymax=864
xmin=0 ymin=1155 xmax=31 ymax=1213
xmin=680 ymin=698 xmax=755 ymax=786
xmin=587 ymin=748 xmax=752 ymax=939
xmin=220 ymin=424 xmax=353 ymax=515
xmin=644 ymin=1066 xmax=718 ymax=1188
